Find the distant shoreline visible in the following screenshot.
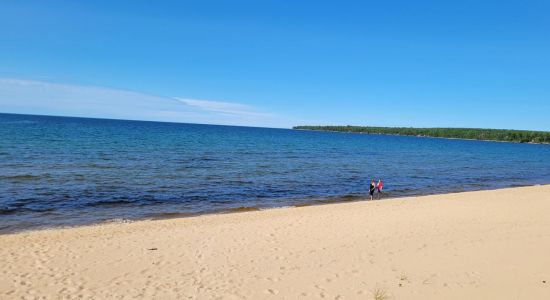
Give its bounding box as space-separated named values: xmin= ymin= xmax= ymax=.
xmin=294 ymin=125 xmax=550 ymax=144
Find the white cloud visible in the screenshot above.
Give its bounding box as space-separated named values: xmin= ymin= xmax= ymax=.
xmin=175 ymin=98 xmax=274 ymax=118
xmin=0 ymin=78 xmax=289 ymax=128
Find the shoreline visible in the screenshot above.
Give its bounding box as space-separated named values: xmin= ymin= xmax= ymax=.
xmin=1 ymin=183 xmax=545 ymax=235
xmin=1 ymin=185 xmax=550 ymax=299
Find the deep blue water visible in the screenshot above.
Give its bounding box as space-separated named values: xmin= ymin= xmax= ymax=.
xmin=1 ymin=113 xmax=549 ymax=233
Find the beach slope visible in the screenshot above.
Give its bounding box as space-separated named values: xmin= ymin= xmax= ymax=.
xmin=1 ymin=185 xmax=550 ymax=299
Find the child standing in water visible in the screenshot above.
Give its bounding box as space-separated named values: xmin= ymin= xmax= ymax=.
xmin=376 ymin=179 xmax=383 ymax=199
xmin=369 ymin=179 xmax=376 ymax=200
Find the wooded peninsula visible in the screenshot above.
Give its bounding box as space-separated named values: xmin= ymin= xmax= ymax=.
xmin=293 ymin=125 xmax=550 ymax=144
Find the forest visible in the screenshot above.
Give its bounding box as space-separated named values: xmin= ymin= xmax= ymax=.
xmin=293 ymin=125 xmax=550 ymax=144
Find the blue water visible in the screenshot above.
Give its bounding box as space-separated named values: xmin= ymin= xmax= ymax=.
xmin=1 ymin=113 xmax=549 ymax=233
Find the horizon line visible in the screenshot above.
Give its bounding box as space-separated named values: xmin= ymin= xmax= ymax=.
xmin=2 ymin=111 xmax=548 ymax=133
xmin=0 ymin=111 xmax=292 ymax=131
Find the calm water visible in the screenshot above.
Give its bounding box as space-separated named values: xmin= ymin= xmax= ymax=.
xmin=1 ymin=113 xmax=549 ymax=233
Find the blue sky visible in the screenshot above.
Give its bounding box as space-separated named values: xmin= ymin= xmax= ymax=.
xmin=1 ymin=1 xmax=549 ymax=130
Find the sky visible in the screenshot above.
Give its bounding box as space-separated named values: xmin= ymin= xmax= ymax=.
xmin=1 ymin=0 xmax=549 ymax=130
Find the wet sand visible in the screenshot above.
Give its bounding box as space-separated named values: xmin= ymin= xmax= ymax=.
xmin=1 ymin=185 xmax=549 ymax=299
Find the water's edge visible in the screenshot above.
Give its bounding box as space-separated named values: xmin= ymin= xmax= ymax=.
xmin=2 ymin=183 xmax=544 ymax=236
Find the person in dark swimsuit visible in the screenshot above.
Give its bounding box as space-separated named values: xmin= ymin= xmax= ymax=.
xmin=369 ymin=179 xmax=376 ymax=200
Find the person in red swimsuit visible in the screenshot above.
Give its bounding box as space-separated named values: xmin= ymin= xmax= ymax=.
xmin=376 ymin=179 xmax=383 ymax=199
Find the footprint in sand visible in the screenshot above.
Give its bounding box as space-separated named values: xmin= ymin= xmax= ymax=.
xmin=265 ymin=288 xmax=279 ymax=295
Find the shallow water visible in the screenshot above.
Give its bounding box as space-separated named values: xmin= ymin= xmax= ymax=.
xmin=1 ymin=113 xmax=549 ymax=232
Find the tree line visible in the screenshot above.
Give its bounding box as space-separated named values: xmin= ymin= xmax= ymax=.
xmin=293 ymin=125 xmax=550 ymax=144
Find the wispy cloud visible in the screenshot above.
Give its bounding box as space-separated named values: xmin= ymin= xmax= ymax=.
xmin=175 ymin=98 xmax=274 ymax=118
xmin=0 ymin=78 xmax=289 ymax=127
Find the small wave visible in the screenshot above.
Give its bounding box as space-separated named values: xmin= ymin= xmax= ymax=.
xmin=0 ymin=205 xmax=55 ymax=214
xmin=507 ymin=183 xmax=530 ymax=188
xmin=149 ymin=212 xmax=194 ymax=220
xmin=192 ymin=157 xmax=222 ymax=162
xmin=0 ymin=120 xmax=38 ymax=124
xmin=410 ymin=175 xmax=432 ymax=179
xmin=0 ymin=207 xmax=18 ymax=215
xmin=338 ymin=194 xmax=361 ymax=201
xmin=0 ymin=174 xmax=44 ymax=181
xmin=102 ymin=218 xmax=134 ymax=224
xmin=226 ymin=206 xmax=261 ymax=213
xmin=210 ymin=199 xmax=235 ymax=205
xmin=390 ymin=188 xmax=416 ymax=193
xmin=86 ymin=163 xmax=115 ymax=169
xmin=87 ymin=199 xmax=133 ymax=207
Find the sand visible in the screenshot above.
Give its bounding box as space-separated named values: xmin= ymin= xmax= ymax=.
xmin=1 ymin=185 xmax=550 ymax=299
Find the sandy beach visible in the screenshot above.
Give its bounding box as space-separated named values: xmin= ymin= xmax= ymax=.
xmin=1 ymin=185 xmax=549 ymax=299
